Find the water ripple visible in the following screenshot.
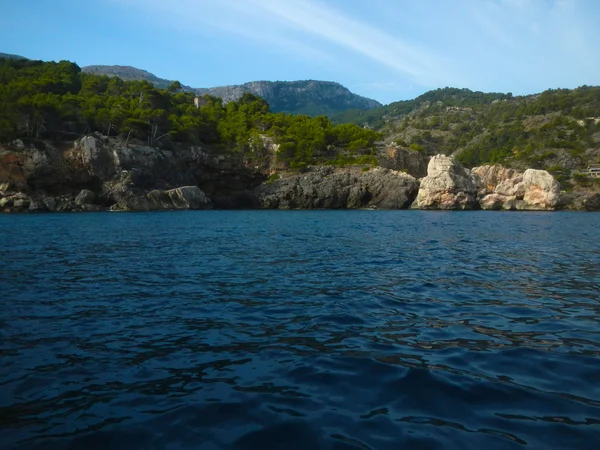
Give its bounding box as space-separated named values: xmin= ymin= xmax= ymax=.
xmin=1 ymin=211 xmax=600 ymax=449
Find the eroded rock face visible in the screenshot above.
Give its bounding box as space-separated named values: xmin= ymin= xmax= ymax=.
xmin=254 ymin=166 xmax=418 ymax=209
xmin=473 ymin=164 xmax=560 ymax=211
xmin=378 ymin=146 xmax=428 ymax=178
xmin=413 ymin=155 xmax=478 ymax=210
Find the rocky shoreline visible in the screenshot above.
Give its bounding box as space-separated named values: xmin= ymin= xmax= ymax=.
xmin=1 ymin=136 xmax=599 ymax=213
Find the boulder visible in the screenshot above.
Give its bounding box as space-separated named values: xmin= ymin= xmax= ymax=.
xmin=254 ymin=167 xmax=418 ymax=209
xmin=472 ymin=164 xmax=519 ymax=195
xmin=166 ymin=186 xmax=212 ymax=210
xmin=519 ymin=169 xmax=560 ymax=210
xmin=28 ymin=199 xmax=48 ymax=212
xmin=75 ymin=189 xmax=96 ymax=206
xmin=1 ymin=192 xmax=32 ymax=212
xmin=43 ymin=197 xmax=58 ymax=211
xmin=477 ymin=167 xmax=560 ymax=211
xmin=413 ymin=155 xmax=478 ymax=210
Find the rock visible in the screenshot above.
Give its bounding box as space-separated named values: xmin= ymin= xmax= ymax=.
xmin=113 ymin=186 xmax=212 ymax=211
xmin=75 ymin=189 xmax=96 ymax=206
xmin=11 ymin=139 xmax=25 ymax=150
xmin=80 ymin=203 xmax=103 ymax=212
xmin=43 ymin=197 xmax=58 ymax=211
xmin=255 ymin=166 xmax=417 ymax=209
xmin=480 ymin=193 xmax=517 ymax=210
xmin=495 ymin=176 xmax=526 ymax=198
xmin=147 ymin=189 xmax=175 ymax=210
xmin=472 ymin=164 xmax=519 ymax=195
xmin=518 ymin=169 xmax=560 ymax=210
xmin=75 ymin=135 xmax=116 ymax=178
xmin=0 ymin=197 xmax=12 ymax=209
xmin=413 ymin=155 xmax=478 ymax=210
xmin=378 ymin=147 xmax=428 ymax=178
xmin=166 ymin=186 xmax=212 ymax=210
xmin=28 ymin=199 xmax=48 ymax=212
xmin=470 ymin=164 xmax=561 ymax=210
xmin=10 ymin=193 xmax=31 ymax=211
xmin=0 ymin=182 xmax=10 ymax=192
xmin=356 ymin=168 xmax=419 ymax=209
xmin=0 ymin=145 xmax=52 ymax=191
xmin=583 ymin=193 xmax=600 ymax=211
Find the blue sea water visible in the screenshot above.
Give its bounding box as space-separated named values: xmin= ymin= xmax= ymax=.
xmin=1 ymin=210 xmax=600 ymax=450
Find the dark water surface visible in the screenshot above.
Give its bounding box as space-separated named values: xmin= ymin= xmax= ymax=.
xmin=1 ymin=211 xmax=600 ymax=449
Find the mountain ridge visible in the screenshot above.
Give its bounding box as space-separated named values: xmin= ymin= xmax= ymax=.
xmin=0 ymin=52 xmax=28 ymax=60
xmin=80 ymin=64 xmax=382 ymax=116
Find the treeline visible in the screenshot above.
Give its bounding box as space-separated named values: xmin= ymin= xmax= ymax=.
xmin=0 ymin=59 xmax=380 ymax=167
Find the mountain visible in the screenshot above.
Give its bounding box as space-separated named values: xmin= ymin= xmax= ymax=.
xmin=81 ymin=65 xmax=381 ymax=116
xmin=0 ymin=52 xmax=28 ymax=60
xmin=195 ymin=80 xmax=381 ymax=116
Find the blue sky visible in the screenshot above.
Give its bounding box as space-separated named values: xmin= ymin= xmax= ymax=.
xmin=1 ymin=0 xmax=599 ymax=104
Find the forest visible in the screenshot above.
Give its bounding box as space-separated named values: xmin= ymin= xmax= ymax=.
xmin=0 ymin=59 xmax=380 ymax=168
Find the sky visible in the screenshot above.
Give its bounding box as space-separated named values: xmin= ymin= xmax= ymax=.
xmin=1 ymin=0 xmax=599 ymax=104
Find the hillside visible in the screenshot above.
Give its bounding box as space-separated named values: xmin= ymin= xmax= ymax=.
xmin=335 ymin=87 xmax=600 ymax=185
xmin=81 ymin=65 xmax=381 ymax=116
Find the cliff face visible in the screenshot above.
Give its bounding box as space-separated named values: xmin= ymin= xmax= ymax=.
xmin=0 ymin=138 xmax=594 ymax=213
xmin=254 ymin=166 xmax=418 ymax=210
xmin=0 ymin=136 xmax=264 ymax=212
xmin=81 ymin=65 xmax=381 ymax=116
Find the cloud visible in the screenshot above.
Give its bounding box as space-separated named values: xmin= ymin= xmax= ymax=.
xmin=243 ymin=0 xmax=462 ymax=86
xmin=110 ymin=0 xmax=600 ymax=100
xmin=113 ymin=0 xmax=462 ymax=87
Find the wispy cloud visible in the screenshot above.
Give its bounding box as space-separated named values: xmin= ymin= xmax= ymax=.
xmin=243 ymin=0 xmax=462 ymax=86
xmin=110 ymin=0 xmax=600 ymax=101
xmin=114 ymin=0 xmax=462 ymax=87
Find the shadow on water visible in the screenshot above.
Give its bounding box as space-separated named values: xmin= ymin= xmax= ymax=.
xmin=1 ymin=211 xmax=600 ymax=449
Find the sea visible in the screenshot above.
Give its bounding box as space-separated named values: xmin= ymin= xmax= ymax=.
xmin=1 ymin=210 xmax=600 ymax=450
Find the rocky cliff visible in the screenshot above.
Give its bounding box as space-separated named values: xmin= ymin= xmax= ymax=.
xmin=0 ymin=135 xmax=263 ymax=213
xmin=254 ymin=166 xmax=418 ymax=210
xmin=411 ymin=155 xmax=563 ymax=211
xmin=1 ymin=138 xmax=593 ymax=213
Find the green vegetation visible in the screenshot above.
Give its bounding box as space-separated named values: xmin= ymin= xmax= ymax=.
xmin=0 ymin=58 xmax=380 ymax=169
xmin=3 ymin=58 xmax=598 ymax=174
xmin=335 ymin=86 xmax=600 ymax=171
